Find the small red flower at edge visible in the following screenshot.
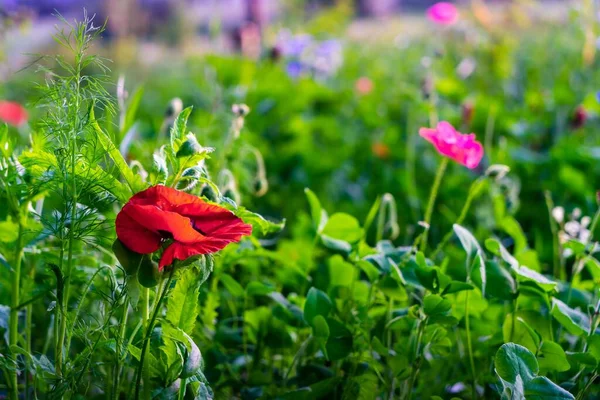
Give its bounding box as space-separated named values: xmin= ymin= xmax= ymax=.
xmin=0 ymin=101 xmax=27 ymax=127
xmin=419 ymin=121 xmax=484 ymax=169
xmin=116 ymin=185 xmax=252 ymax=270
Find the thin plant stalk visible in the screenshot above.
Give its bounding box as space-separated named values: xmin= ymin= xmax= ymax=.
xmin=544 ymin=192 xmax=563 ymax=280
xmin=465 ymin=291 xmax=477 ymax=399
xmin=403 ymin=316 xmax=427 ymax=400
xmin=8 ymin=222 xmax=24 ymax=400
xmin=113 ymin=298 xmax=130 ymax=400
xmin=420 ymin=158 xmax=449 ymax=252
xmin=134 ymin=271 xmax=175 ymax=400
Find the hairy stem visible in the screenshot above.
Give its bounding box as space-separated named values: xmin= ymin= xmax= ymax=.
xmin=135 ymin=270 xmax=175 ymax=400
xmin=403 ymin=317 xmax=427 ymax=400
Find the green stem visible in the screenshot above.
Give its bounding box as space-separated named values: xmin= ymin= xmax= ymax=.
xmin=8 ymin=222 xmax=24 ymax=400
xmin=544 ymin=192 xmax=562 ymax=280
xmin=431 ymin=177 xmax=485 ymax=259
xmin=465 ymin=291 xmax=477 ymax=399
xmin=25 ymin=255 xmax=35 ymax=400
xmin=178 ymin=377 xmax=187 ymax=400
xmin=484 ymin=106 xmax=497 ymax=162
xmin=575 ymin=371 xmax=598 ymax=400
xmin=134 ymin=270 xmax=175 ymax=400
xmin=113 ymin=298 xmax=129 ymax=400
xmin=403 ymin=317 xmax=427 ymax=400
xmin=420 ymin=158 xmax=449 ymax=253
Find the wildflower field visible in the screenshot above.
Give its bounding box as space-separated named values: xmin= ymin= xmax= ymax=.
xmin=1 ymin=1 xmax=600 ymax=399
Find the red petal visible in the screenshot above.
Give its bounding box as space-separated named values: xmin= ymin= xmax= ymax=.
xmin=122 ymin=203 xmax=205 ymax=244
xmin=0 ymin=101 xmax=27 ymax=127
xmin=115 ymin=209 xmax=162 ymax=254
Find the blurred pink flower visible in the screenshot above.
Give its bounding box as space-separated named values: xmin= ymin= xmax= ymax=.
xmin=355 ymin=77 xmax=374 ymax=95
xmin=0 ymin=101 xmax=27 ymax=127
xmin=426 ymin=2 xmax=459 ymax=26
xmin=419 ymin=121 xmax=483 ymax=169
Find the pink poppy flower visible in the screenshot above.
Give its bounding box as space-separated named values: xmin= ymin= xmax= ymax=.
xmin=419 ymin=121 xmax=483 ymax=169
xmin=426 ymin=2 xmax=459 ymax=26
xmin=0 ymin=101 xmax=27 ymax=127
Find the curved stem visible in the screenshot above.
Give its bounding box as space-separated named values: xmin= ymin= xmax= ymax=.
xmin=420 ymin=158 xmax=449 ymax=253
xmin=134 ymin=270 xmax=175 ymax=400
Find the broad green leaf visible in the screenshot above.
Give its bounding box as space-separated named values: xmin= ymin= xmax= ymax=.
xmin=537 ymin=341 xmax=570 ymax=373
xmin=304 ymin=287 xmax=332 ymax=326
xmin=322 ymin=213 xmax=364 ymax=244
xmin=423 ymin=294 xmax=451 ymax=317
xmin=473 ymin=260 xmax=516 ymax=300
xmin=551 ymin=299 xmax=590 ymax=336
xmin=167 ymin=268 xmax=202 ymax=334
xmin=495 ymin=343 xmax=539 ymax=385
xmin=328 ymin=255 xmax=355 ymax=289
xmin=356 ymin=260 xmax=380 ymax=282
xmin=514 ymin=266 xmax=557 ymax=292
xmin=523 ymin=376 xmax=574 ymax=399
xmin=325 ymin=318 xmax=353 ymax=361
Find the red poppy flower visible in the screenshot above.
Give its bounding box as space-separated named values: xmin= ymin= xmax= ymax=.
xmin=0 ymin=101 xmax=27 ymax=127
xmin=116 ymin=185 xmax=252 ymax=270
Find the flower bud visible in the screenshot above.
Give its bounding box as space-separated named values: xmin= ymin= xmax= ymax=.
xmin=176 ymin=133 xmax=214 ymax=158
xmin=200 ymin=183 xmax=219 ymax=202
xmin=165 ymin=98 xmax=183 ymax=119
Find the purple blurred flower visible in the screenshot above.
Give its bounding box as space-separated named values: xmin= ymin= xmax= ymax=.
xmin=275 ymin=30 xmax=343 ymax=80
xmin=285 ymin=61 xmax=304 ymax=79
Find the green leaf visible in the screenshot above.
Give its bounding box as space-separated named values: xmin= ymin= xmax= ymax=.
xmin=423 ymin=294 xmax=452 ymax=317
xmin=166 ymin=268 xmax=201 ymax=334
xmin=537 ymin=341 xmax=570 ymax=373
xmin=220 ymin=274 xmax=245 ymax=297
xmin=321 ymin=213 xmax=364 ymax=244
xmin=170 ymin=106 xmax=193 ymax=148
xmin=473 ymin=260 xmax=516 ymax=300
xmin=304 ymin=287 xmax=332 ymax=326
xmin=245 ymin=281 xmax=274 ymax=296
xmin=313 ymin=315 xmax=330 ymax=360
xmin=122 ymin=85 xmax=144 ymax=135
xmin=514 ymin=266 xmax=557 ymax=292
xmin=551 ymin=299 xmax=590 ymax=336
xmin=229 ymin=205 xmax=285 ymax=236
xmin=305 ymin=187 xmax=327 ymax=233
xmin=325 ymin=318 xmax=353 ymax=361
xmin=495 ymin=343 xmax=539 ymax=385
xmin=523 ymin=376 xmax=574 ymax=399
xmin=453 ymin=224 xmax=486 ymax=296
xmin=356 ymin=260 xmax=380 ymax=282
xmin=91 ymin=108 xmax=145 ymax=194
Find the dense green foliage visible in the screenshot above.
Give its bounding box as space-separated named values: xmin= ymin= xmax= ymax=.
xmin=1 ymin=4 xmax=600 ymax=399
